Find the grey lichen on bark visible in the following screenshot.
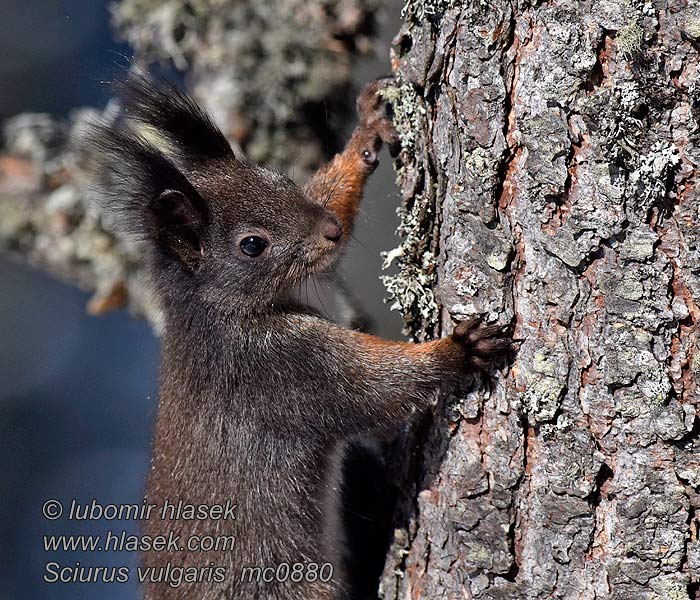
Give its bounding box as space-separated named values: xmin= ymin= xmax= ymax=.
xmin=0 ymin=0 xmax=380 ymax=323
xmin=380 ymin=0 xmax=700 ymax=599
xmin=380 ymin=80 xmax=440 ymax=340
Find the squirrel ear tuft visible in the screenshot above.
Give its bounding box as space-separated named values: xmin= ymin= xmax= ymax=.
xmin=117 ymin=71 xmax=237 ymax=165
xmin=86 ymin=119 xmax=209 ymax=271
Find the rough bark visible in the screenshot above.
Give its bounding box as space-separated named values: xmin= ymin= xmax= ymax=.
xmin=0 ymin=0 xmax=379 ymax=323
xmin=379 ymin=1 xmax=700 ymax=599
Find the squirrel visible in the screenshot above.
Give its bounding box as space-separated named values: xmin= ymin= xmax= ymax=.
xmin=89 ymin=73 xmax=512 ymax=600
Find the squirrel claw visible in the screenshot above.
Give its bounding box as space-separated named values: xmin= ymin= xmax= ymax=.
xmin=356 ymin=77 xmax=400 ymax=158
xmin=452 ymin=317 xmax=514 ymax=371
xmin=388 ymin=140 xmax=401 ymax=158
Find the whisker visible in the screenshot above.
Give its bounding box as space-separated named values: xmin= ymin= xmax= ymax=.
xmin=321 ymin=168 xmax=345 ymax=207
xmin=322 ymin=161 xmax=355 ymax=208
xmin=315 ymin=157 xmax=354 ymax=209
xmin=296 ymin=276 xmax=303 ymax=305
xmin=347 ymin=231 xmax=366 ymax=249
xmin=311 ymin=274 xmax=329 ymax=318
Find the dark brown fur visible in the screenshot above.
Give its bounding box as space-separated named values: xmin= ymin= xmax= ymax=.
xmin=88 ymin=74 xmax=511 ymax=600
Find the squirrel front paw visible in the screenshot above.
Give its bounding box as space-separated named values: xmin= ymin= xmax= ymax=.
xmin=451 ymin=317 xmax=514 ymax=372
xmin=355 ymin=78 xmax=401 ymax=169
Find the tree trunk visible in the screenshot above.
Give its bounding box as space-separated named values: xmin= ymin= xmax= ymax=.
xmin=379 ymin=1 xmax=700 ymax=599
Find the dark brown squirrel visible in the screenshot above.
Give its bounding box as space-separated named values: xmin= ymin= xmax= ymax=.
xmin=89 ymin=73 xmax=512 ymax=600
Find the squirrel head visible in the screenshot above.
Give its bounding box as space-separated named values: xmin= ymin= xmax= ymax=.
xmin=89 ymin=74 xmax=343 ymax=312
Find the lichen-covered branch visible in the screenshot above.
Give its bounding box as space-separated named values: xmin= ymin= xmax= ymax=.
xmin=0 ymin=111 xmax=155 ymax=319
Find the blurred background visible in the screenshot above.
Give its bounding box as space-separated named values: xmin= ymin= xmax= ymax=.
xmin=0 ymin=1 xmax=402 ymax=598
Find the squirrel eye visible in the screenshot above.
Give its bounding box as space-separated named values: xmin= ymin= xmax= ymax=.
xmin=239 ymin=235 xmax=269 ymax=257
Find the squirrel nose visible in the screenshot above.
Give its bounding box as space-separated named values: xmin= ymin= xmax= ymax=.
xmin=321 ymin=220 xmax=342 ymax=243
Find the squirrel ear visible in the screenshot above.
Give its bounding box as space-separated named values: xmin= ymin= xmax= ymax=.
xmin=148 ymin=189 xmax=207 ymax=270
xmin=85 ymin=116 xmax=211 ymax=272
